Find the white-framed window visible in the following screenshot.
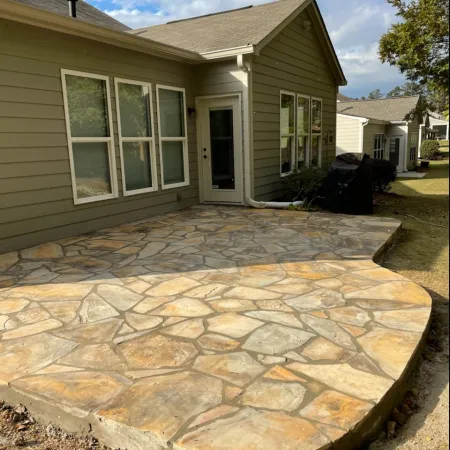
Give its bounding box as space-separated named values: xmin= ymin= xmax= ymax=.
xmin=310 ymin=97 xmax=323 ymax=167
xmin=114 ymin=78 xmax=158 ymax=196
xmin=280 ymin=91 xmax=296 ymax=176
xmin=61 ymin=69 xmax=118 ymax=205
xmin=297 ymin=94 xmax=310 ymax=168
xmin=374 ymin=133 xmax=385 ymax=160
xmin=156 ymin=85 xmax=189 ymax=189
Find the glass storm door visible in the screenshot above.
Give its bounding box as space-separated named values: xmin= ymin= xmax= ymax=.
xmin=389 ymin=136 xmax=403 ymax=169
xmin=198 ymin=96 xmax=243 ymax=204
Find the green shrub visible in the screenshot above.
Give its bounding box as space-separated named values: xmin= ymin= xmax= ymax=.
xmin=284 ymin=166 xmax=327 ymax=202
xmin=371 ymin=158 xmax=397 ymax=193
xmin=421 ymin=140 xmax=442 ymax=160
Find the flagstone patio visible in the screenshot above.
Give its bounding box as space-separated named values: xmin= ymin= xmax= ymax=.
xmin=0 ymin=206 xmax=432 ymax=450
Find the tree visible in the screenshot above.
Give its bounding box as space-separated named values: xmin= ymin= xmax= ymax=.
xmin=368 ymin=89 xmax=384 ymax=100
xmin=387 ymin=82 xmax=426 ymax=98
xmin=379 ymin=0 xmax=449 ymax=95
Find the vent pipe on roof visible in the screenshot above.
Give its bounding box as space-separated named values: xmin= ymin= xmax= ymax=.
xmin=67 ymin=0 xmax=79 ymax=18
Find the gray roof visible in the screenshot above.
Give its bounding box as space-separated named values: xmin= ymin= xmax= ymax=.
xmin=337 ymin=93 xmax=354 ymax=102
xmin=131 ymin=0 xmax=309 ymax=54
xmin=12 ymin=0 xmax=130 ymax=32
xmin=337 ymin=96 xmax=421 ymax=122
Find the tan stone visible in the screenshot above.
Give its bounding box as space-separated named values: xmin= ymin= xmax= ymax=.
xmin=286 ymin=288 xmax=346 ymax=312
xmin=310 ymin=311 xmax=328 ymax=318
xmin=9 ymin=284 xmax=93 ymax=302
xmin=84 ymin=239 xmax=128 ymax=251
xmin=207 ymin=313 xmax=263 ymax=338
xmin=0 ymin=252 xmax=19 ymax=272
xmin=255 ymin=300 xmax=293 ymax=312
xmin=163 ymin=319 xmax=204 ymax=339
xmin=308 ymin=381 xmax=326 ymax=395
xmin=152 ymin=298 xmax=213 ymax=317
xmin=42 ymin=301 xmax=80 ymax=323
xmin=245 ymin=311 xmax=304 ymax=329
xmin=138 ymin=242 xmax=167 ymax=259
xmin=21 ymin=243 xmax=63 ymax=260
xmin=328 ymin=306 xmax=371 ymax=327
xmin=238 ymin=272 xmax=286 ymax=288
xmin=287 ymin=363 xmax=394 ymax=402
xmin=358 ymin=327 xmax=422 ymax=379
xmin=59 ymin=344 xmax=123 ymax=370
xmin=300 ymin=390 xmax=372 ymax=430
xmin=314 ymin=278 xmax=344 ymax=289
xmin=120 ymin=334 xmax=198 ymax=369
xmin=0 ymin=299 xmax=29 ymax=314
xmin=352 ymin=268 xmax=406 ymax=281
xmin=126 ymin=280 xmax=151 ymax=294
xmin=34 ymin=365 xmax=85 ymax=375
xmin=193 ymin=352 xmax=264 ymax=387
xmin=283 ymin=262 xmax=343 ymax=280
xmin=1 ymin=318 xmax=62 ymax=340
xmin=217 ymin=225 xmax=246 ymax=234
xmin=224 ymin=286 xmax=281 ymax=301
xmin=210 ymin=299 xmax=256 ymax=312
xmin=241 ymin=379 xmax=306 ymax=411
xmin=175 ymin=408 xmax=330 ymax=450
xmin=374 ymin=308 xmax=431 ymax=332
xmin=302 ymin=338 xmax=355 ymax=362
xmin=198 ymin=334 xmax=240 ymax=352
xmin=79 ymin=294 xmax=119 ymax=323
xmin=17 ymin=307 xmax=50 ymax=324
xmin=163 ymin=317 xmax=186 ymax=326
xmin=263 ymin=365 xmax=307 ymax=383
xmin=345 ymin=281 xmax=432 ymax=306
xmin=316 ymin=424 xmax=346 ymax=442
xmin=125 ymin=313 xmax=163 ymax=331
xmin=340 ymin=323 xmax=367 ymax=337
xmin=224 ymin=385 xmax=243 ymax=401
xmin=133 ymin=296 xmax=174 ymax=314
xmin=97 ymin=285 xmax=142 ymax=312
xmin=266 ymin=284 xmax=313 ymax=295
xmin=13 ymin=371 xmax=124 ymax=413
xmin=147 ymin=277 xmax=201 ymax=297
xmin=124 ymin=369 xmax=182 ymax=379
xmin=189 ymin=405 xmax=239 ymax=428
xmin=54 ymin=318 xmax=122 ymax=343
xmin=98 ymin=371 xmax=222 ymax=440
xmin=185 ymin=284 xmax=229 ymax=299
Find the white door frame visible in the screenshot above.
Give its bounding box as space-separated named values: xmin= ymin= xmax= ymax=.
xmin=196 ymin=93 xmax=244 ymax=205
xmin=388 ymin=135 xmax=405 ymax=172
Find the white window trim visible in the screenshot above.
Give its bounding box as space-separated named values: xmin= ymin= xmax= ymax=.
xmin=374 ymin=133 xmax=385 ymax=160
xmin=280 ymin=90 xmax=296 ymax=177
xmin=311 ymin=96 xmax=323 ymax=167
xmin=156 ymin=84 xmax=190 ymax=190
xmin=114 ymin=78 xmax=158 ymax=196
xmin=297 ymin=93 xmax=310 ymax=168
xmin=61 ymin=69 xmax=118 ymax=205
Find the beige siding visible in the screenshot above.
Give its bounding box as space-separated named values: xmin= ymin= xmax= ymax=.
xmin=0 ymin=19 xmax=199 ymax=252
xmin=362 ymin=123 xmax=388 ymax=158
xmin=252 ymin=7 xmax=338 ymax=200
xmin=336 ymin=115 xmax=362 ymax=155
xmin=407 ymin=118 xmax=420 ymax=170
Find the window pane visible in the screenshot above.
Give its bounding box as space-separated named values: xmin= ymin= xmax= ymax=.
xmin=297 ymin=96 xmax=310 ymax=136
xmin=66 ymin=75 xmax=109 ymax=138
xmin=281 ymin=137 xmax=293 ymax=174
xmin=298 ymin=136 xmax=308 ymax=168
xmin=118 ymin=83 xmax=151 ymax=138
xmin=311 ymin=135 xmax=321 ymax=167
xmin=123 ymin=141 xmax=152 ymax=191
xmin=281 ymin=94 xmax=295 ymax=135
xmin=162 ymin=141 xmax=185 ymax=185
xmin=72 ymin=142 xmax=112 ymax=199
xmin=312 ymin=99 xmax=322 ymax=134
xmin=159 ymin=89 xmax=185 ymax=137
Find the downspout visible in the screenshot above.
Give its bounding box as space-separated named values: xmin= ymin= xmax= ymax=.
xmin=360 ymin=119 xmax=369 ymax=154
xmin=236 ymin=55 xmax=303 ymax=209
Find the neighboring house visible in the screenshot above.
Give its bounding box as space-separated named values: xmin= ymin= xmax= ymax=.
xmin=337 ymin=92 xmax=354 ymax=102
xmin=0 ymin=0 xmax=346 ymax=252
xmin=336 ymin=96 xmax=422 ymax=173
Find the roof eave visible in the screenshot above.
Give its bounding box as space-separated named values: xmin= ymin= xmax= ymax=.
xmin=199 ymin=45 xmax=256 ymax=60
xmin=0 ymin=0 xmax=201 ymax=62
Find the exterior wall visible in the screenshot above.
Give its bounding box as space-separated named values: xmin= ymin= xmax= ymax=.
xmin=407 ymin=118 xmax=420 ymax=170
xmin=336 ymin=115 xmax=362 ymax=155
xmin=362 ymin=122 xmax=387 ymax=158
xmin=387 ymin=124 xmax=408 ymax=172
xmin=251 ymin=7 xmax=338 ymax=201
xmin=0 ymin=19 xmax=199 ymax=253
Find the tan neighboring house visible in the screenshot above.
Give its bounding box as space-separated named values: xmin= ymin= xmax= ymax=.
xmin=0 ymin=0 xmax=346 ymax=253
xmin=336 ymin=96 xmax=422 ymax=172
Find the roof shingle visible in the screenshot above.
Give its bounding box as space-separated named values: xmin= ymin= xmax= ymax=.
xmin=337 ymin=96 xmax=421 ymax=122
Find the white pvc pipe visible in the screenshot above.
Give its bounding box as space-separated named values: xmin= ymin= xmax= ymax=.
xmin=246 ymin=198 xmax=304 ymax=209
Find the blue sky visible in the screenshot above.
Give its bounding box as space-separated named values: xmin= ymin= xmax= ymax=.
xmin=88 ymin=0 xmax=407 ymax=98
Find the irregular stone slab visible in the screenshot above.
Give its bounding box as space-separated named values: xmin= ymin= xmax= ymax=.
xmin=193 ymin=352 xmax=264 ymax=387
xmin=285 ymin=289 xmax=346 ymax=311
xmin=340 ymin=323 xmax=367 ymax=337
xmin=301 ymin=315 xmax=356 ymax=350
xmin=97 ymin=285 xmax=142 ymax=312
xmin=316 ymin=424 xmax=346 ymax=442
xmin=0 ymin=252 xmax=19 ymax=272
xmin=98 ymin=371 xmax=222 ymax=440
xmin=243 ymin=324 xmax=315 ymax=355
xmin=241 ymin=379 xmax=306 ymax=411
xmin=163 ymin=317 xmax=186 ymax=327
xmin=374 ymin=309 xmax=431 ymax=332
xmin=263 ymin=365 xmax=307 ymax=383
xmin=189 ymin=405 xmax=239 ymax=429
xmin=245 ymin=311 xmax=303 ymax=328
xmin=120 ymin=334 xmax=198 ymax=369
xmin=282 ymin=262 xmax=343 ymax=280
xmin=79 ymin=294 xmax=119 ymax=323
xmin=59 ymin=344 xmax=123 ymax=370
xmin=205 ymin=257 xmax=237 ymax=272
xmin=0 ymin=299 xmax=29 ymax=314
xmin=163 ymin=319 xmax=204 ymax=339
xmin=1 ymin=318 xmax=63 ymax=340
xmin=198 ymin=334 xmax=240 ymax=351
xmin=175 ymin=408 xmax=330 ymax=450
xmin=287 ymin=363 xmax=394 ymax=402
xmin=284 ymin=351 xmax=308 ymax=362
xmin=20 ymin=268 xmax=59 ymax=284
xmin=152 ymin=298 xmax=213 ymax=317
xmin=256 ymin=300 xmax=293 ymax=312
xmin=8 ymin=284 xmax=93 ymax=302
xmin=125 ymin=313 xmax=163 ymax=331
xmin=0 ymin=315 xmax=17 ymax=330
xmin=302 ymin=338 xmax=356 ymax=362
xmin=224 ymin=286 xmax=280 ymax=301
xmin=138 ymin=242 xmax=167 ymax=259
xmin=42 ymin=301 xmax=80 ymax=323
xmin=328 ymin=306 xmax=371 ymax=327
xmin=82 ymin=272 xmax=124 ymax=285
xmin=356 ymin=299 xmax=414 ymax=310
xmin=21 ymin=243 xmax=63 ymax=260
xmin=0 ymin=333 xmax=77 ymax=384
xmin=84 ymin=239 xmax=128 ymax=251
xmin=147 ymin=277 xmax=201 ymax=297
xmin=266 ymin=283 xmax=313 ymax=295
xmin=17 ymin=307 xmax=50 ymax=324
xmin=124 ymin=369 xmax=182 ymax=380
xmin=345 ymin=281 xmax=431 ymax=306
xmin=300 ymin=390 xmax=372 ymax=430
xmin=314 ymin=278 xmax=344 ymax=289
xmin=258 ymin=355 xmax=287 ymax=365
xmin=224 ymin=385 xmax=243 ymax=401
xmin=207 ymin=313 xmax=263 ymax=338
xmin=347 ymin=353 xmax=389 ymax=378
xmin=54 ymin=318 xmax=122 ymax=343
xmin=238 ymin=272 xmax=286 ymax=288
xmin=358 ymin=327 xmax=422 ymax=379
xmin=13 ymin=371 xmax=123 ymax=414
xmin=185 ymin=284 xmax=229 ymax=299
xmin=352 ymin=268 xmax=406 ymax=281
xmin=133 ymin=296 xmax=174 ymax=314
xmin=210 ymin=300 xmax=255 ymax=313
xmin=34 ymin=365 xmax=85 ymax=375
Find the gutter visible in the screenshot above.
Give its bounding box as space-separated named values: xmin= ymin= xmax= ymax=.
xmin=237 ymin=55 xmax=303 ymax=209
